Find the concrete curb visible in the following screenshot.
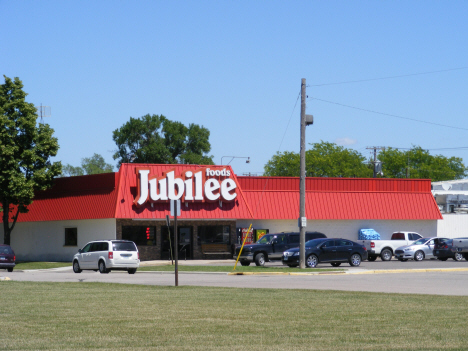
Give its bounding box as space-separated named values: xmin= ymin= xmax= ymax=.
xmin=228 ymin=267 xmax=468 ymax=276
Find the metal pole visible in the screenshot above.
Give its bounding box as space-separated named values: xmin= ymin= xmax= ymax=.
xmin=373 ymin=148 xmax=377 ymax=178
xmin=299 ymin=78 xmax=306 ymax=269
xmin=174 ymin=201 xmax=178 ymax=286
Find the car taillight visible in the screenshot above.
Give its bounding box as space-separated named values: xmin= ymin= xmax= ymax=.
xmin=108 ymin=252 xmax=113 ymax=259
xmin=370 ymin=242 xmax=375 ymax=248
xmin=443 ymin=245 xmax=448 ymax=249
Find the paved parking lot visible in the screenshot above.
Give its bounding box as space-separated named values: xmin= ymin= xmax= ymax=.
xmin=3 ymin=258 xmax=468 ymax=296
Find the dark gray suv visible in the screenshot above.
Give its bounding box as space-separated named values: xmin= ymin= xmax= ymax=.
xmin=234 ymin=232 xmax=327 ymax=266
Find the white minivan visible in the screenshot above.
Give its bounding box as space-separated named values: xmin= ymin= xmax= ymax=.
xmin=73 ymin=240 xmax=140 ymax=274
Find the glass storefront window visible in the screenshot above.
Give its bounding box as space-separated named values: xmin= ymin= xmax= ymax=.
xmin=122 ymin=226 xmax=156 ymax=246
xmin=197 ymin=225 xmax=230 ymax=245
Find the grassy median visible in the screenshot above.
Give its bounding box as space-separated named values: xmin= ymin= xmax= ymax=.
xmin=1 ymin=281 xmax=467 ymax=351
xmin=139 ymin=264 xmax=343 ymax=273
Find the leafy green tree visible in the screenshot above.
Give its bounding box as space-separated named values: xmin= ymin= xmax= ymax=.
xmin=378 ymin=146 xmax=467 ymax=181
xmin=306 ymin=141 xmax=372 ymax=177
xmin=61 ymin=153 xmax=113 ymax=177
xmin=81 ymin=153 xmax=113 ymax=174
xmin=264 ymin=141 xmax=372 ymax=177
xmin=61 ymin=164 xmax=84 ymax=177
xmin=264 ymin=151 xmax=300 ymax=176
xmin=0 ymin=76 xmax=61 ymax=245
xmin=112 ymin=114 xmax=214 ymax=165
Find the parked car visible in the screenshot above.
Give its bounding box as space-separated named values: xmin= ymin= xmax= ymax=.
xmin=450 ymin=237 xmax=468 ymax=260
xmin=394 ymin=237 xmax=448 ymax=261
xmin=359 ymin=231 xmax=423 ymax=261
xmin=234 ymin=231 xmax=327 ymax=266
xmin=0 ymin=244 xmax=16 ymax=272
xmin=73 ymin=240 xmax=140 ymax=274
xmin=282 ymin=238 xmax=368 ymax=268
xmin=433 ymin=238 xmax=465 ymax=261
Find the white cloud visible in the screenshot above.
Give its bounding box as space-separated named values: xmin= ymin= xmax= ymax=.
xmin=335 ymin=137 xmax=357 ymax=146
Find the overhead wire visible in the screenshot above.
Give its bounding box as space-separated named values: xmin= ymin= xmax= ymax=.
xmin=307 ymin=66 xmax=468 ymax=87
xmin=251 ymin=90 xmax=301 ymax=219
xmin=309 ymin=96 xmax=468 ymax=132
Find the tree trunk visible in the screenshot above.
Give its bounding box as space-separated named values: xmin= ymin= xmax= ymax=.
xmin=1 ymin=199 xmax=19 ymax=245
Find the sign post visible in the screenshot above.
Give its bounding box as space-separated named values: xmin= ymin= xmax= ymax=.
xmin=174 ymin=200 xmax=178 ymax=286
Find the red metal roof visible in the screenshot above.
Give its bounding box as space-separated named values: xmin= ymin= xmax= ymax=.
xmin=237 ymin=176 xmax=432 ymax=192
xmin=238 ymin=176 xmax=441 ymax=220
xmin=243 ymin=190 xmax=441 ymax=220
xmin=1 ymin=166 xmax=442 ymax=223
xmin=5 ymin=172 xmax=119 ymax=222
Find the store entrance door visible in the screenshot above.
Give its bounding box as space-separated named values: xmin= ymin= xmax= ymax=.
xmin=161 ymin=226 xmax=193 ymax=260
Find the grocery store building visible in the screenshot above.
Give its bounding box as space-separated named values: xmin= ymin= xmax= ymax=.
xmin=0 ymin=163 xmax=442 ymax=261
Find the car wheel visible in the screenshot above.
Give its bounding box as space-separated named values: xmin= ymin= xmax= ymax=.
xmin=99 ymin=260 xmax=109 ymax=274
xmin=7 ymin=267 xmax=13 ymax=272
xmin=128 ymin=268 xmax=137 ymax=274
xmin=454 ymin=252 xmax=464 ymax=261
xmin=306 ymin=254 xmax=318 ymax=268
xmin=240 ymin=261 xmax=250 ymax=266
xmin=331 ymin=262 xmax=341 ymax=267
xmin=380 ymin=249 xmax=392 ymax=261
xmin=414 ymin=250 xmax=425 ymax=261
xmin=73 ymin=260 xmax=82 ymax=273
xmin=255 ymin=253 xmax=265 ymax=266
xmin=367 ymin=255 xmax=377 ymax=262
xmin=349 ymin=254 xmax=362 ymax=267
xmin=437 ymin=257 xmax=448 ymax=261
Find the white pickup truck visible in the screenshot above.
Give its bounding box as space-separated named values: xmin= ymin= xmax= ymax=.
xmin=359 ymin=232 xmax=423 ymax=261
xmin=451 ymin=237 xmax=468 ymax=260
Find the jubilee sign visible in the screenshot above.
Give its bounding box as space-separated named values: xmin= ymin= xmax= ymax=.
xmin=134 ymin=167 xmax=238 ymax=207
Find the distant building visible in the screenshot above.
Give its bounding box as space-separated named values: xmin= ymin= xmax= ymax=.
xmin=432 ymin=179 xmax=468 ymax=238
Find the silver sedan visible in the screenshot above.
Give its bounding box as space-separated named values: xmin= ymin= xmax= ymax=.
xmin=394 ymin=237 xmax=449 ymax=261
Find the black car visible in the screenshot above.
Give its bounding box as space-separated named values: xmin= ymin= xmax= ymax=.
xmin=433 ymin=238 xmax=464 ymax=261
xmin=0 ymin=244 xmax=16 ymax=272
xmin=234 ymin=231 xmax=327 ymax=266
xmin=282 ymin=238 xmax=368 ymax=268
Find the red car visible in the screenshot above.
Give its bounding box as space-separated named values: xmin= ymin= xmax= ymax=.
xmin=0 ymin=244 xmax=16 ymax=272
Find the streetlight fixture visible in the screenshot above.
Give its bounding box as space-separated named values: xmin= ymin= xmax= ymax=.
xmin=221 ymin=156 xmax=250 ymax=165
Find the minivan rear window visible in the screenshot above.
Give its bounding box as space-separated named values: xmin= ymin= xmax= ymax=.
xmin=113 ymin=242 xmax=137 ymax=251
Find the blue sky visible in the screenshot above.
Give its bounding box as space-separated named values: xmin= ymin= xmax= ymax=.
xmin=2 ymin=1 xmax=467 ymax=176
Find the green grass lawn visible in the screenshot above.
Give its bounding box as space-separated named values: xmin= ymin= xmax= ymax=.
xmin=1 ymin=281 xmax=467 ymax=351
xmin=13 ymin=262 xmax=342 ymax=273
xmin=14 ymin=261 xmax=72 ymax=270
xmin=139 ymin=264 xmax=343 ymax=273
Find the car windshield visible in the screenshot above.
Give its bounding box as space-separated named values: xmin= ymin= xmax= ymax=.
xmin=113 ymin=242 xmax=137 ymax=251
xmin=256 ymin=235 xmax=276 ymax=244
xmin=412 ymin=238 xmax=430 ymax=245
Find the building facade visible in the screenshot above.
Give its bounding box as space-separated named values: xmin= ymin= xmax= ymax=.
xmin=1 ymin=164 xmax=442 ymax=261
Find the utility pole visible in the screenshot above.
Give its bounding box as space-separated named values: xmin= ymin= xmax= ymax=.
xmin=299 ymin=79 xmax=313 ymax=269
xmin=366 ymin=146 xmax=385 ymax=178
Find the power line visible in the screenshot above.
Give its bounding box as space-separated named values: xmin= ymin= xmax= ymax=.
xmin=310 ymin=96 xmax=468 ymax=131
xmin=307 ymin=66 xmax=468 ymax=87
xmin=278 ymin=90 xmax=301 ymax=151
xmin=384 ymin=146 xmax=468 ymax=152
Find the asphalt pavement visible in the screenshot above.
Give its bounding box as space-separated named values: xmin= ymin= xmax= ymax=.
xmin=2 ymin=258 xmax=468 ymax=296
